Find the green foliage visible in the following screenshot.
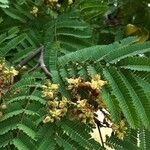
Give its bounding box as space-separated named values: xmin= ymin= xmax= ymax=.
xmin=0 ymin=0 xmax=9 ymax=8
xmin=106 ymin=127 xmax=150 ymax=150
xmin=0 ymin=0 xmax=150 ymax=150
xmin=78 ymin=0 xmax=108 ymax=22
xmin=56 ymin=39 xmax=150 ymax=129
xmin=36 ymin=120 xmax=101 ymax=150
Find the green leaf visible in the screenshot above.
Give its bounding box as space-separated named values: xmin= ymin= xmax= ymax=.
xmin=12 ymin=138 xmax=30 ymax=150
xmin=103 ymin=67 xmax=138 ymax=128
xmin=118 ymin=57 xmax=150 ymax=72
xmin=0 ymin=33 xmax=27 ymax=56
xmin=104 ymin=42 xmax=150 ymax=64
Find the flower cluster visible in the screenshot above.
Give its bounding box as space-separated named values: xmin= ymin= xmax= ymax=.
xmin=111 ymin=119 xmax=127 ymax=140
xmin=42 ymin=75 xmax=107 ymax=126
xmin=43 ymin=96 xmax=69 ymax=123
xmin=90 ymin=74 xmax=107 ymax=90
xmin=68 ymin=0 xmax=73 ymax=5
xmin=42 ymin=80 xmax=59 ymax=99
xmin=44 ymin=0 xmax=59 ymax=7
xmin=30 ymin=6 xmax=39 ymax=17
xmin=44 ymin=0 xmax=74 ymax=8
xmin=0 ymin=58 xmax=18 ymax=119
xmin=0 ymin=58 xmax=18 ymax=80
xmin=67 ymin=75 xmax=128 ymax=140
xmin=67 ymin=75 xmax=107 ymax=108
xmin=0 ymin=58 xmax=18 ymax=98
xmin=71 ymin=99 xmax=95 ymax=126
xmin=67 ymin=75 xmax=107 ymax=91
xmin=42 ymin=81 xmax=69 ymax=123
xmin=67 ymin=75 xmax=107 ymax=126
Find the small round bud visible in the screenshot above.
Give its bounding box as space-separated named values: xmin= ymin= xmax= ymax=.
xmin=0 ymin=104 xmax=7 ymax=110
xmin=68 ymin=0 xmax=73 ymax=5
xmin=21 ymin=66 xmax=27 ymax=70
xmin=43 ymin=116 xmax=51 ymax=123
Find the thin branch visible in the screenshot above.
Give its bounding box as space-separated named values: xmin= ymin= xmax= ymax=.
xmin=97 ymin=124 xmax=105 ymax=149
xmin=15 ymin=46 xmax=51 ymax=78
xmin=94 ymin=113 xmax=110 ymax=128
xmin=15 ymin=46 xmax=43 ymax=70
xmin=39 ymin=48 xmax=51 ymax=78
xmin=95 ymin=118 xmax=105 ymax=149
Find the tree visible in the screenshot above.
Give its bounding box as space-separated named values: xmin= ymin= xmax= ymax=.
xmin=0 ymin=0 xmax=150 ymax=149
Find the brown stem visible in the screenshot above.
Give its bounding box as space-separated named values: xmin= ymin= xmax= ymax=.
xmin=15 ymin=46 xmax=51 ymax=78
xmin=97 ymin=123 xmax=105 ymax=149
xmin=15 ymin=46 xmax=43 ymax=70
xmin=39 ymin=48 xmax=51 ymax=78
xmin=94 ymin=117 xmax=105 ymax=149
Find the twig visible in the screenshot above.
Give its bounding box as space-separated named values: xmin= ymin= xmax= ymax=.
xmin=15 ymin=46 xmax=51 ymax=78
xmin=94 ymin=113 xmax=110 ymax=128
xmin=15 ymin=46 xmax=43 ymax=70
xmin=97 ymin=124 xmax=105 ymax=149
xmin=94 ymin=118 xmax=105 ymax=149
xmin=39 ymin=48 xmax=51 ymax=77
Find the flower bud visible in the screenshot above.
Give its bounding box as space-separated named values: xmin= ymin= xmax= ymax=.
xmin=43 ymin=116 xmax=51 ymax=123
xmin=0 ymin=104 xmax=7 ymax=110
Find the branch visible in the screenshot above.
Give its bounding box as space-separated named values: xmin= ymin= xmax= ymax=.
xmin=39 ymin=48 xmax=51 ymax=78
xmin=94 ymin=117 xmax=105 ymax=149
xmin=15 ymin=46 xmax=51 ymax=78
xmin=15 ymin=46 xmax=43 ymax=70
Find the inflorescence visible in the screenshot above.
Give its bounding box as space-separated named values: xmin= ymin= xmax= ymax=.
xmin=0 ymin=58 xmax=18 ymax=119
xmin=42 ymin=75 xmax=127 ymax=140
xmin=42 ymin=75 xmax=107 ymax=126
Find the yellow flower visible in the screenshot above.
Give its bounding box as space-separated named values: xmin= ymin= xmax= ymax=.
xmin=10 ymin=67 xmax=18 ymax=76
xmin=119 ymin=120 xmax=124 ymax=127
xmin=62 ymin=96 xmax=68 ymax=103
xmin=81 ymin=118 xmax=87 ymax=124
xmin=30 ymin=6 xmax=38 ymax=17
xmin=90 ymin=74 xmax=107 ymax=90
xmin=67 ymin=77 xmax=81 ymax=86
xmin=111 ymin=123 xmax=119 ymax=131
xmin=61 ymin=108 xmax=67 ymax=114
xmin=59 ymin=97 xmax=68 ymax=108
xmin=68 ymin=0 xmax=73 ymax=5
xmin=111 ymin=120 xmax=127 ymax=140
xmin=89 ymin=119 xmax=95 ymax=126
xmin=98 ymin=80 xmax=107 ymax=88
xmin=0 ymin=64 xmax=4 ymax=70
xmin=42 ymin=85 xmax=47 ymax=89
xmin=116 ymin=131 xmax=125 ymax=140
xmin=0 ymin=104 xmax=7 ymax=110
xmin=51 ymin=84 xmax=59 ymax=90
xmin=49 ymin=0 xmax=58 ymax=2
xmin=21 ymin=66 xmax=27 ymax=70
xmin=48 ymin=101 xmax=58 ymax=107
xmin=55 ymin=109 xmax=62 ymax=116
xmin=77 ymin=99 xmax=87 ymax=108
xmin=0 ymin=59 xmax=5 ymax=70
xmin=42 ymin=91 xmax=54 ymax=99
xmin=43 ymin=116 xmax=52 ymax=123
xmin=90 ymin=80 xmax=98 ymax=90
